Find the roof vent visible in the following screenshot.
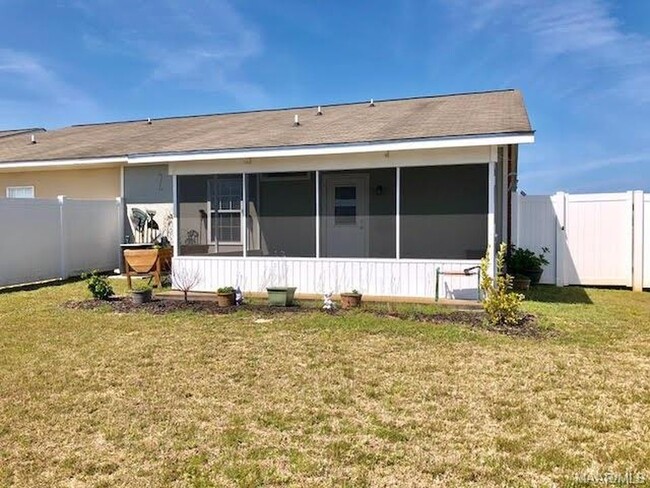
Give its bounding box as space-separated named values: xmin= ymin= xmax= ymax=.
xmin=369 ymin=98 xmax=375 ymax=107
xmin=293 ymin=114 xmax=300 ymax=126
xmin=30 ymin=134 xmax=37 ymax=144
xmin=316 ymin=106 xmax=323 ymax=116
xmin=146 ymin=117 xmax=152 ymax=125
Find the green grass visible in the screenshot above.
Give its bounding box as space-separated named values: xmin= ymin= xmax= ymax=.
xmin=0 ymin=281 xmax=649 ymax=487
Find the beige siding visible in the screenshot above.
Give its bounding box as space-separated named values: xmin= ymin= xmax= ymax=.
xmin=0 ymin=167 xmax=121 ymax=199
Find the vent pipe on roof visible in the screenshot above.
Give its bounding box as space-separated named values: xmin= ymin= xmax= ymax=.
xmin=293 ymin=114 xmax=300 ymax=126
xmin=316 ymin=106 xmax=323 ymax=116
xmin=369 ymin=98 xmax=375 ymax=107
xmin=30 ymin=134 xmax=37 ymax=144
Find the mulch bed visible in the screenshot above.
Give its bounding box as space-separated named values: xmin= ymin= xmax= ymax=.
xmin=64 ymin=297 xmax=546 ymax=338
xmin=64 ymin=297 xmax=311 ymax=316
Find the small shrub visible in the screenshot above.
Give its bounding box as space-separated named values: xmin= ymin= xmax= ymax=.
xmin=132 ymin=281 xmax=152 ymax=292
xmin=83 ymin=271 xmax=114 ymax=300
xmin=217 ymin=286 xmax=235 ymax=294
xmin=506 ymin=245 xmax=549 ymax=274
xmin=480 ymin=243 xmax=524 ymax=327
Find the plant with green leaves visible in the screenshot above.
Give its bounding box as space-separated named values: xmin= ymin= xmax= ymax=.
xmin=480 ymin=243 xmax=524 ymax=327
xmin=82 ymin=270 xmax=114 ymax=300
xmin=506 ymin=246 xmax=550 ymax=273
xmin=132 ymin=281 xmax=153 ymax=292
xmin=217 ymin=286 xmax=235 ymax=294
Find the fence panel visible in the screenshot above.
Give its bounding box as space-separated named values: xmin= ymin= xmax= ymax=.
xmin=564 ymin=193 xmax=633 ymax=286
xmin=514 ymin=194 xmax=558 ymax=284
xmin=644 ymin=195 xmax=650 ymax=289
xmin=515 ymin=191 xmax=645 ymax=289
xmin=0 ymin=199 xmax=64 ymax=286
xmin=0 ymin=197 xmax=121 ymax=287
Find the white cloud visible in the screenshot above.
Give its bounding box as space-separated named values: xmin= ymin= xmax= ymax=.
xmin=76 ymin=0 xmax=267 ymax=106
xmin=520 ymin=152 xmax=648 ymax=180
xmin=0 ymin=49 xmax=100 ymax=128
xmin=447 ymin=0 xmax=650 ymax=104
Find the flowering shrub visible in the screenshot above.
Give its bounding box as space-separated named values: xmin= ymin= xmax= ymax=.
xmin=480 ymin=243 xmax=524 ymax=327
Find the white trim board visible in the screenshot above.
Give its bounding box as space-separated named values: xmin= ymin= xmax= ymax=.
xmin=131 ymin=133 xmax=534 ymax=165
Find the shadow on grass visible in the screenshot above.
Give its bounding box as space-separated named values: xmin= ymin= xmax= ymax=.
xmin=0 ymin=276 xmax=85 ymax=295
xmin=524 ymin=285 xmax=593 ymax=304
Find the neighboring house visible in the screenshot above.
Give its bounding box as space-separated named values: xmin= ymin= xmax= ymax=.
xmin=0 ymin=89 xmax=534 ymax=299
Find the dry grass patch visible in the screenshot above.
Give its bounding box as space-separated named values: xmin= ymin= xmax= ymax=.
xmin=0 ymin=282 xmax=649 ymax=487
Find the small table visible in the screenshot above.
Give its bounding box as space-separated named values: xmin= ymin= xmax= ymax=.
xmin=122 ymin=246 xmax=173 ymax=289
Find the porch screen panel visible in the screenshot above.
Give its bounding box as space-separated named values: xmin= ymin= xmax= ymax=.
xmin=400 ymin=164 xmax=488 ymax=259
xmin=178 ymin=174 xmax=243 ymax=256
xmin=320 ymin=168 xmax=396 ymax=258
xmin=246 ymin=172 xmax=316 ymax=257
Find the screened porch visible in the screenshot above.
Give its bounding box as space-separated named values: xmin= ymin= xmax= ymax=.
xmin=176 ymin=164 xmax=489 ymax=261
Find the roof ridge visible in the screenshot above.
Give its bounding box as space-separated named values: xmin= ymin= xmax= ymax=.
xmin=69 ymin=88 xmax=518 ymax=129
xmin=0 ymin=128 xmax=46 ymax=139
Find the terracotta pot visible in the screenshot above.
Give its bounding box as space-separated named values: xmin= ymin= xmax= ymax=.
xmin=216 ymin=292 xmax=236 ymax=307
xmin=340 ymin=293 xmax=362 ymax=309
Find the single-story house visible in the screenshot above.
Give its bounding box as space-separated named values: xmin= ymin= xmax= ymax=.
xmin=0 ymin=89 xmax=534 ymax=299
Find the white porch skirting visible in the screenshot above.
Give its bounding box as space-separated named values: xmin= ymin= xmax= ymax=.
xmin=172 ymin=257 xmax=481 ymax=300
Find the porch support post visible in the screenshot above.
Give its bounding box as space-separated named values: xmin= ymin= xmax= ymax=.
xmin=315 ymin=170 xmax=321 ymax=258
xmin=396 ymin=166 xmax=401 ymax=259
xmin=487 ymin=151 xmax=496 ymax=276
xmin=242 ymin=173 xmax=247 ymax=258
xmin=172 ymin=174 xmax=179 ymax=258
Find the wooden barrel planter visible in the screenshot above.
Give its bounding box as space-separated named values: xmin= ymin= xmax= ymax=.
xmin=123 ymin=247 xmax=172 ymax=289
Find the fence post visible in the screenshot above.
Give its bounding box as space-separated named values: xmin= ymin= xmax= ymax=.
xmin=552 ymin=192 xmax=567 ymax=287
xmin=511 ymin=192 xmax=520 ymax=246
xmin=116 ymin=197 xmax=124 ymax=274
xmin=58 ymin=195 xmax=68 ymax=280
xmin=632 ymin=190 xmax=644 ymax=291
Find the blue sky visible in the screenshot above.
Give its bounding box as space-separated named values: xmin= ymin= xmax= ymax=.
xmin=0 ymin=0 xmax=648 ymax=194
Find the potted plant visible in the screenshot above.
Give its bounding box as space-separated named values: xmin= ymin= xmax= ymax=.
xmin=340 ymin=289 xmax=363 ymax=309
xmin=506 ymin=246 xmax=550 ymax=285
xmin=216 ymin=286 xmax=236 ymax=307
xmin=511 ymin=274 xmax=531 ymax=291
xmin=132 ymin=282 xmax=153 ymax=305
xmin=266 ymin=287 xmax=297 ymax=306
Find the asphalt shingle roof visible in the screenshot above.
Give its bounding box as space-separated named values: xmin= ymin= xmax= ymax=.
xmin=0 ymin=89 xmax=532 ymax=164
xmin=0 ymin=128 xmax=45 ymax=140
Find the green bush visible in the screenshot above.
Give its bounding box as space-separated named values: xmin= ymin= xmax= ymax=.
xmin=480 ymin=243 xmax=524 ymax=327
xmin=217 ymin=286 xmax=235 ymax=294
xmin=506 ymin=245 xmax=549 ymax=274
xmin=132 ymin=281 xmax=152 ymax=292
xmin=82 ymin=271 xmax=114 ymax=300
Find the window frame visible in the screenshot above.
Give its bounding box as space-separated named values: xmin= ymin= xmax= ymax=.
xmin=6 ymin=186 xmax=35 ymax=199
xmin=209 ymin=176 xmax=243 ymax=245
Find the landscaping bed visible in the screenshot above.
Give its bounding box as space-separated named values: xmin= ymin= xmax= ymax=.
xmin=64 ymin=295 xmax=545 ymax=337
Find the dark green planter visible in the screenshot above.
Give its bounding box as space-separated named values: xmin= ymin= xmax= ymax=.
xmin=132 ymin=289 xmax=152 ymax=305
xmin=512 ymin=276 xmax=531 ymax=291
xmin=267 ymin=287 xmax=297 ymax=306
xmin=522 ymin=269 xmax=544 ymax=285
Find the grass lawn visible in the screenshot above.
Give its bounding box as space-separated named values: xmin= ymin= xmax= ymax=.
xmin=1 ymin=282 xmax=649 ymax=487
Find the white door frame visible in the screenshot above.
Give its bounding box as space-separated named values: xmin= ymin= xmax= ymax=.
xmin=322 ymin=173 xmax=370 ymax=257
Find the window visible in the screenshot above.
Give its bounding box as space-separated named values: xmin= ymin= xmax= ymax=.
xmin=334 ymin=186 xmax=357 ymax=225
xmin=210 ymin=176 xmax=243 ymax=243
xmin=6 ymin=186 xmax=34 ymax=199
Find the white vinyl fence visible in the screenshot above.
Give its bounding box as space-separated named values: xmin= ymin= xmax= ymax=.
xmin=513 ymin=191 xmax=648 ymax=290
xmin=0 ymin=197 xmax=122 ymax=287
